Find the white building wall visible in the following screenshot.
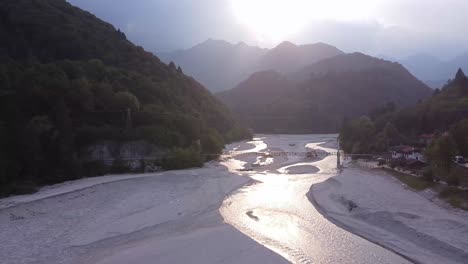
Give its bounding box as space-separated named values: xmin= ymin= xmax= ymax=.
xmin=408 ymin=152 xmax=425 ymax=162
xmin=392 ymin=151 xmax=425 ymax=162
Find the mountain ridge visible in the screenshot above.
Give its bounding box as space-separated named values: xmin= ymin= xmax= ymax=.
xmin=218 ymin=53 xmax=432 ymax=133
xmin=162 ymin=39 xmax=468 ymax=91
xmin=396 ymin=53 xmax=468 ymax=88
xmin=159 ymin=39 xmax=344 ymax=92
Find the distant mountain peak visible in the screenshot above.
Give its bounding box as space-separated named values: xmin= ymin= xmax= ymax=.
xmin=304 ymin=42 xmax=336 ymax=48
xmin=162 ymin=39 xmax=343 ymax=91
xmin=456 ymin=68 xmax=466 ymax=80
xmin=195 ymin=38 xmax=229 ymax=47
xmin=274 ymin=41 xmax=297 ymax=50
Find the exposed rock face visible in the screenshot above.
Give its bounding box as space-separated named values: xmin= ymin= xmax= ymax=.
xmin=82 ymin=141 xmax=166 ymax=172
xmin=83 ymin=141 xmax=164 ymax=160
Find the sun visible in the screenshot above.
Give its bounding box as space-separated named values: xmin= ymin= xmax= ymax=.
xmin=231 ymin=0 xmax=312 ymax=43
xmin=230 ymin=0 xmax=378 ymax=44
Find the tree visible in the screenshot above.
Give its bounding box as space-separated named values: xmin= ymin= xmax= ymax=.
xmin=340 ymin=116 xmax=377 ymax=154
xmin=348 ymin=116 xmax=376 ymax=154
xmin=161 ymin=147 xmax=203 ymax=170
xmin=201 ymin=129 xmax=224 ymax=160
xmin=113 ymin=91 xmax=140 ymax=111
xmin=69 ymin=78 xmax=94 ymax=111
xmin=450 ymin=119 xmax=468 ymax=156
xmin=382 ymin=122 xmax=400 ymax=147
xmin=169 ymin=61 xmax=176 ymax=70
xmin=0 ymin=122 xmax=8 ymax=184
xmin=370 ymin=102 xmax=396 ymax=119
xmin=53 ymin=99 xmax=82 ymax=181
xmin=425 ymin=134 xmax=458 ymax=172
xmin=0 ymin=65 xmax=10 ymax=90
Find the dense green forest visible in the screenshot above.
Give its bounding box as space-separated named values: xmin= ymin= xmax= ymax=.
xmin=340 ymin=69 xmax=468 ymax=184
xmin=0 ymin=0 xmax=250 ymax=196
xmin=340 ymin=69 xmax=468 ymax=155
xmin=219 ymin=53 xmax=431 ymax=133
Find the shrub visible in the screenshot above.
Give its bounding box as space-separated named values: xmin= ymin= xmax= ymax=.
xmin=439 ymin=187 xmax=468 ymax=211
xmin=447 ymin=167 xmax=465 ymax=186
xmin=137 ymin=159 xmax=146 ymax=173
xmin=110 ymin=159 xmax=131 ymax=174
xmin=82 ymin=160 xmax=109 ymax=177
xmin=422 ymin=167 xmax=434 ymax=182
xmin=0 ymin=183 xmax=37 ymax=197
xmin=161 ymin=148 xmax=203 ymax=170
xmin=377 ymin=159 xmax=386 ymax=166
xmin=446 ymin=176 xmax=459 ymax=186
xmin=201 ymin=129 xmax=224 ymax=161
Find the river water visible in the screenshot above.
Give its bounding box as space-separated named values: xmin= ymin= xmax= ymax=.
xmin=221 ymin=134 xmax=411 ymax=264
xmin=0 ymin=134 xmax=412 ymax=264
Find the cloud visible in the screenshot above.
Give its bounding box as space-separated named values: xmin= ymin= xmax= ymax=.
xmin=68 ymin=0 xmax=468 ymax=58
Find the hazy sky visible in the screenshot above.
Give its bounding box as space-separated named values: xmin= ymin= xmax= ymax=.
xmin=69 ymin=0 xmax=468 ymax=59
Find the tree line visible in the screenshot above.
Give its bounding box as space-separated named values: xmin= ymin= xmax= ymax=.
xmin=340 ymin=69 xmax=468 ymax=185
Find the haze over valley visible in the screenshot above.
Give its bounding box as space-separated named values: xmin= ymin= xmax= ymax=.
xmin=1 ymin=1 xmax=468 ymax=264
xmin=160 ymin=39 xmax=468 ymax=92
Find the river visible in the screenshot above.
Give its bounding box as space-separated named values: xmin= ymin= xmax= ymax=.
xmin=0 ymin=134 xmax=411 ymax=264
xmin=221 ymin=134 xmax=410 ymax=263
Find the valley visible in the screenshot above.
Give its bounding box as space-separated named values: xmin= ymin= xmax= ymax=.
xmin=1 ymin=1 xmax=468 ymax=263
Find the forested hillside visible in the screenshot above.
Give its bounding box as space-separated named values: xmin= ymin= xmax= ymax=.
xmin=340 ymin=69 xmax=468 ymax=187
xmin=218 ymin=53 xmax=432 ymax=133
xmin=399 ymin=53 xmax=468 ymax=88
xmin=340 ymin=69 xmax=468 ymax=155
xmin=0 ymin=0 xmax=250 ymax=196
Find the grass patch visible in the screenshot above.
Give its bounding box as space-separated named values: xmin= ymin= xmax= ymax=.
xmin=453 ymin=167 xmax=468 ymax=188
xmin=439 ymin=187 xmax=468 ymax=211
xmin=380 ymin=168 xmax=468 ymax=211
xmin=380 ymin=168 xmax=434 ymax=191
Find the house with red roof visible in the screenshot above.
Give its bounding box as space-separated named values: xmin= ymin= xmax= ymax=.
xmin=390 ymin=145 xmax=425 ymax=162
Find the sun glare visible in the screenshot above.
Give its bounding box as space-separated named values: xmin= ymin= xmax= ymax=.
xmin=231 ymin=0 xmax=378 ymax=43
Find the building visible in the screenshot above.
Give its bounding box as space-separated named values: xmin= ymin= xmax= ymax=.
xmin=390 ymin=145 xmax=425 ymax=162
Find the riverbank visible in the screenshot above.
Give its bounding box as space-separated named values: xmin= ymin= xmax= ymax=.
xmin=310 ymin=167 xmax=468 ymax=264
xmin=0 ymin=147 xmax=288 ymax=264
xmin=0 ymin=134 xmax=420 ymax=264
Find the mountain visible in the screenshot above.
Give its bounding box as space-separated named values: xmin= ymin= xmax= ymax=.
xmin=340 ymin=68 xmax=468 ymax=156
xmin=396 ymin=68 xmax=468 ymax=134
xmin=258 ymin=41 xmax=344 ymax=74
xmin=159 ymin=40 xmax=344 ymax=92
xmin=218 ymin=53 xmax=432 ymax=133
xmin=159 ymin=39 xmax=268 ymax=92
xmin=0 ymin=0 xmax=249 ymax=196
xmin=293 ymin=52 xmax=401 ymax=81
xmin=398 ymin=53 xmax=468 ymax=89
